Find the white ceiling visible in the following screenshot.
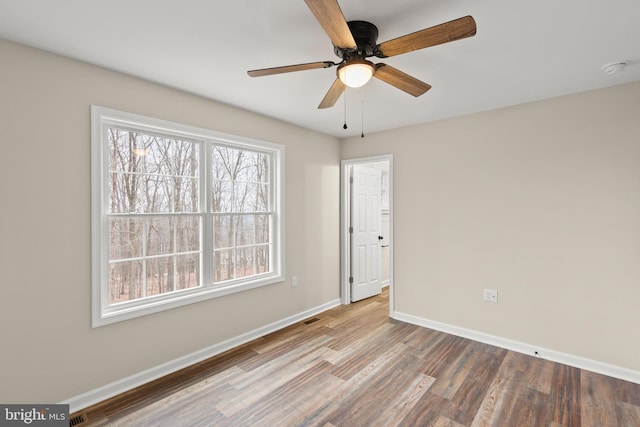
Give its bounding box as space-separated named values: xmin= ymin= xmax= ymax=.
xmin=1 ymin=0 xmax=638 ymax=138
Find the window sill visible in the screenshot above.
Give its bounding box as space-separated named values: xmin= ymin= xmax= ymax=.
xmin=93 ymin=273 xmax=284 ymax=328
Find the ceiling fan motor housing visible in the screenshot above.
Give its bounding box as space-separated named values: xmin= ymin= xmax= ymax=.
xmin=334 ymin=20 xmax=380 ymax=59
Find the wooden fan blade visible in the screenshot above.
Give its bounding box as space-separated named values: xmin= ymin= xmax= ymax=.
xmin=373 ymin=64 xmax=431 ymax=97
xmin=305 ymin=0 xmax=357 ymax=49
xmin=318 ymin=79 xmax=346 ymax=109
xmin=377 ymin=16 xmax=476 ymax=58
xmin=248 ymin=61 xmax=335 ymax=77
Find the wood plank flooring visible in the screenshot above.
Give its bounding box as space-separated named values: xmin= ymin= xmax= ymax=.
xmin=73 ymin=288 xmax=640 ymax=426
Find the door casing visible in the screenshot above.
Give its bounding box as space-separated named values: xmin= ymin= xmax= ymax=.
xmin=340 ymin=154 xmax=394 ymax=316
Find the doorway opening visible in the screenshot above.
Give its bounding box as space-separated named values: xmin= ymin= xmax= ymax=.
xmin=341 ymin=155 xmax=393 ymax=316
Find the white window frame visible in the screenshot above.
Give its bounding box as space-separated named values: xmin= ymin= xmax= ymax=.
xmin=91 ymin=106 xmax=284 ymax=327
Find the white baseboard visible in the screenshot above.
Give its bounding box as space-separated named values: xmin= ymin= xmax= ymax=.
xmin=63 ymin=298 xmax=341 ymax=413
xmin=393 ymin=311 xmax=640 ymax=385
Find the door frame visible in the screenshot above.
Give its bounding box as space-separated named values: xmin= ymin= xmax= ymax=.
xmin=341 ymin=154 xmax=394 ymax=316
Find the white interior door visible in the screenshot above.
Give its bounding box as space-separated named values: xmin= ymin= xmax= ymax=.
xmin=350 ymin=165 xmax=382 ymax=302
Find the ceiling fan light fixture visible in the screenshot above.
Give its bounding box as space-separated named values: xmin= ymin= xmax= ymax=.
xmin=338 ymin=59 xmax=375 ymax=88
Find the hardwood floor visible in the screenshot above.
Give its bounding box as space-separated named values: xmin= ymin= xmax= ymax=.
xmin=73 ymin=288 xmax=640 ymax=426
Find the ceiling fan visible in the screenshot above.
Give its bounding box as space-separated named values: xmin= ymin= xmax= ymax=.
xmin=247 ymin=0 xmax=477 ymax=109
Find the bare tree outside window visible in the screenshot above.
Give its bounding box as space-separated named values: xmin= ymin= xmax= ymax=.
xmin=107 ymin=128 xmax=200 ymax=305
xmin=106 ymin=129 xmax=272 ymax=306
xmin=211 ymin=146 xmax=271 ymax=283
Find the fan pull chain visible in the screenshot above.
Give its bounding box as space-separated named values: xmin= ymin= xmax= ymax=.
xmin=343 ymin=89 xmax=348 ymax=129
xmin=361 ymin=87 xmax=365 ymax=138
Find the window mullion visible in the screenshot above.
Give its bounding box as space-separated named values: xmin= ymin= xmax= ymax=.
xmin=172 ymin=217 xmax=177 ymax=293
xmin=201 ymin=141 xmax=213 ymax=288
xmin=231 ymin=177 xmax=236 ymax=281
xmin=141 ymin=219 xmax=147 ymax=299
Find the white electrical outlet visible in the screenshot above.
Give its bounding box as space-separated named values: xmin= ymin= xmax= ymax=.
xmin=291 ymin=276 xmax=298 ymax=287
xmin=483 ymin=289 xmax=498 ymax=303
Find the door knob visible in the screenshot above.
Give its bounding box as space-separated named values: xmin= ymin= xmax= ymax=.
xmin=378 ymin=236 xmax=383 ymax=240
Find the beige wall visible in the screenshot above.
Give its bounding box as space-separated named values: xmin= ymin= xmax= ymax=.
xmin=342 ymin=81 xmax=640 ymax=372
xmin=0 ymin=39 xmax=340 ymax=404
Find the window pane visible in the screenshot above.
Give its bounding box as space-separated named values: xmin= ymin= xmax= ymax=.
xmin=255 ymin=215 xmax=270 ymax=244
xmin=172 ymin=140 xmax=199 ymax=178
xmin=233 ymin=182 xmax=257 ymax=212
xmin=214 ymin=249 xmax=234 ymax=282
xmin=109 ymin=215 xmax=201 ymax=303
xmin=255 ymin=152 xmax=270 ymax=183
xmin=109 ymin=260 xmax=143 ymax=304
xmin=211 ymin=146 xmax=271 ymax=213
xmin=236 ymin=215 xmax=255 ymax=246
xmin=174 ymin=177 xmax=199 ymax=213
xmin=175 ymin=254 xmax=200 ymax=290
xmin=171 ymin=139 xmax=199 ymax=213
xmin=141 ymin=136 xmax=172 ymax=175
xmin=211 ymin=179 xmax=232 ymax=213
xmin=141 ymin=254 xmax=201 ymax=299
xmin=145 ymin=256 xmax=174 ymax=295
xmin=146 ymin=217 xmax=174 ymax=256
xmin=108 ymin=129 xmax=200 ymax=214
xmin=108 ymin=129 xmax=143 ymax=174
xmin=214 ymin=215 xmax=232 ymax=249
xmin=109 ymin=217 xmax=143 ymax=260
xmin=211 ymin=146 xmax=239 ymax=181
xmin=109 ymin=172 xmax=144 ymax=213
xmin=256 ymin=183 xmax=270 ymax=212
xmin=256 ymin=244 xmax=270 ymax=274
xmin=108 ymin=130 xmax=147 ymax=214
xmin=244 ymin=151 xmax=270 ymax=183
xmin=176 ymin=216 xmax=200 ymax=253
xmin=143 ymin=174 xmax=172 ymax=213
xmin=235 ymin=247 xmax=255 ymax=279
